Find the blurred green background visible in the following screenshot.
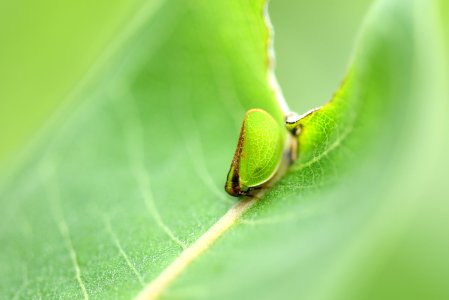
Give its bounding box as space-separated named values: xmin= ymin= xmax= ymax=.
xmin=0 ymin=0 xmax=146 ymax=173
xmin=0 ymin=0 xmax=372 ymax=174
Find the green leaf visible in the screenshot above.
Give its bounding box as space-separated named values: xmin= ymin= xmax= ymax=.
xmin=1 ymin=1 xmax=449 ymax=300
xmin=161 ymin=1 xmax=449 ymax=299
xmin=0 ymin=0 xmax=148 ymax=171
xmin=0 ymin=1 xmax=283 ymax=298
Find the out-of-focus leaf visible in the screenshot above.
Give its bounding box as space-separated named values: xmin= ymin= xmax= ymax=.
xmin=0 ymin=0 xmax=448 ymax=299
xmin=0 ymin=1 xmax=283 ymax=298
xmin=0 ymin=0 xmax=147 ymax=171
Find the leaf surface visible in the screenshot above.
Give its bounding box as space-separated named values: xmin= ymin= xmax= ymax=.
xmin=0 ymin=1 xmax=283 ymax=298
xmin=161 ymin=1 xmax=449 ymax=299
xmin=1 ymin=0 xmax=448 ymax=299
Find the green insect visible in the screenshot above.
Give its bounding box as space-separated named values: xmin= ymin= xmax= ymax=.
xmin=225 ymin=108 xmax=316 ymax=197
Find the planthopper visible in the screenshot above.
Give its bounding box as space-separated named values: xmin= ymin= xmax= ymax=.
xmin=225 ymin=107 xmax=318 ymax=197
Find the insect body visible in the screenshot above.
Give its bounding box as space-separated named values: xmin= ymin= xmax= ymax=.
xmin=225 ymin=108 xmax=317 ymax=197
